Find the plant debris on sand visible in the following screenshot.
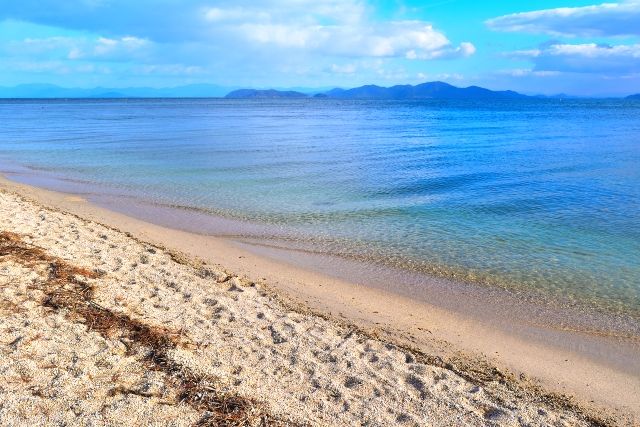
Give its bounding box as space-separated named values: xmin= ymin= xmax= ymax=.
xmin=1 ymin=187 xmax=627 ymax=426
xmin=0 ymin=231 xmax=287 ymax=427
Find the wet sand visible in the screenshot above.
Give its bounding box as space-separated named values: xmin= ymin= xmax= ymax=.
xmin=0 ymin=174 xmax=638 ymax=425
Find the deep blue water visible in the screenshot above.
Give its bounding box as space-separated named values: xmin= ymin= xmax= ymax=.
xmin=1 ymin=98 xmax=639 ymax=316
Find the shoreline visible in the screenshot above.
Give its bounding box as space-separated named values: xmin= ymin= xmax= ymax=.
xmin=5 ymin=166 xmax=640 ymax=334
xmin=1 ymin=174 xmax=639 ymax=423
xmin=6 ymin=162 xmax=640 ymax=326
xmin=6 ymin=163 xmax=640 ymax=327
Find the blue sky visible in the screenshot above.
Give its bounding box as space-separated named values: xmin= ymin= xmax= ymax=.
xmin=1 ymin=0 xmax=639 ymax=95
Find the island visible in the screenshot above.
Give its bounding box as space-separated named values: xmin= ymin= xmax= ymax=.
xmin=225 ymin=81 xmax=529 ymax=100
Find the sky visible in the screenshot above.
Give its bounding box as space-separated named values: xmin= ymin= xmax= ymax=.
xmin=1 ymin=0 xmax=639 ymax=96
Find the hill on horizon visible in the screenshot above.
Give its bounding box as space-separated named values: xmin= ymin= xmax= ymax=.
xmin=0 ymin=83 xmax=233 ymax=98
xmin=223 ymin=81 xmax=529 ymax=100
xmin=318 ymin=81 xmax=527 ymax=100
xmin=2 ymin=82 xmax=638 ymax=100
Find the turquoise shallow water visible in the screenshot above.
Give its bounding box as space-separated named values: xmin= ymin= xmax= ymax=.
xmin=1 ymin=98 xmax=639 ymax=318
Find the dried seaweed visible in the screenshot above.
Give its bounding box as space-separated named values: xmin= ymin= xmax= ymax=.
xmin=0 ymin=231 xmax=293 ymax=426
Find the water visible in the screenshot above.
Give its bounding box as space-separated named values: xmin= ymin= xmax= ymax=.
xmin=1 ymin=98 xmax=639 ymax=319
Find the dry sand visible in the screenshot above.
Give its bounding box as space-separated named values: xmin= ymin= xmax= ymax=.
xmin=0 ymin=182 xmax=636 ymax=426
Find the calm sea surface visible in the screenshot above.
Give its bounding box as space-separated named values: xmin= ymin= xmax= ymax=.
xmin=1 ymin=98 xmax=639 ymax=319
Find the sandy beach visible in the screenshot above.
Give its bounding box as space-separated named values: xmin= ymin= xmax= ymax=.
xmin=3 ymin=0 xmax=640 ymax=424
xmin=0 ymin=176 xmax=638 ymax=426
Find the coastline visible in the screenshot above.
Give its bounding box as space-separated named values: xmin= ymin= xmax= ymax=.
xmin=1 ymin=174 xmax=638 ymax=424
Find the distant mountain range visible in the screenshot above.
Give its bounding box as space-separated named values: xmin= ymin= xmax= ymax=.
xmin=0 ymin=83 xmax=233 ymax=98
xmin=1 ymin=82 xmax=639 ymax=100
xmin=627 ymin=94 xmax=640 ymax=100
xmin=224 ymin=82 xmax=527 ymax=100
xmin=320 ymin=82 xmax=527 ymax=100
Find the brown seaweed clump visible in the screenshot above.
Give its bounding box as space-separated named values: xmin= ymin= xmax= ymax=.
xmin=0 ymin=231 xmax=291 ymax=427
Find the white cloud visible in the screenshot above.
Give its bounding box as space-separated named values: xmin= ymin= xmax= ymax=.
xmin=239 ymin=23 xmax=313 ymax=48
xmin=204 ymin=7 xmax=270 ymax=23
xmin=232 ymin=20 xmax=473 ymax=60
xmin=3 ymin=59 xmax=111 ymax=75
xmin=406 ymin=41 xmax=475 ymax=60
xmin=204 ymin=1 xmax=368 ymax=26
xmin=330 ymin=63 xmax=357 ymax=74
xmin=549 ymin=43 xmax=640 ymax=57
xmin=4 ymin=35 xmax=150 ymax=61
xmin=486 ymin=0 xmax=640 ymax=37
xmin=91 ymin=36 xmax=148 ymax=58
xmin=71 ymin=1 xmax=473 ymax=61
xmin=4 ymin=36 xmax=75 ymax=57
xmin=507 ymin=43 xmax=640 ymax=73
xmin=499 ymin=68 xmax=562 ymax=77
xmin=133 ymin=64 xmax=205 ymax=75
xmin=0 ymin=0 xmax=475 ymax=86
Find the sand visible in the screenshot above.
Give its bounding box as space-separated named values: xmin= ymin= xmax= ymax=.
xmin=0 ymin=182 xmax=636 ymax=426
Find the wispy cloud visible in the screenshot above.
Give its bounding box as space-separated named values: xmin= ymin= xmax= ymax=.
xmin=4 ymin=35 xmax=150 ymax=62
xmin=506 ymin=42 xmax=640 ymax=74
xmin=486 ymin=0 xmax=640 ymax=37
xmin=3 ymin=59 xmax=112 ymax=75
